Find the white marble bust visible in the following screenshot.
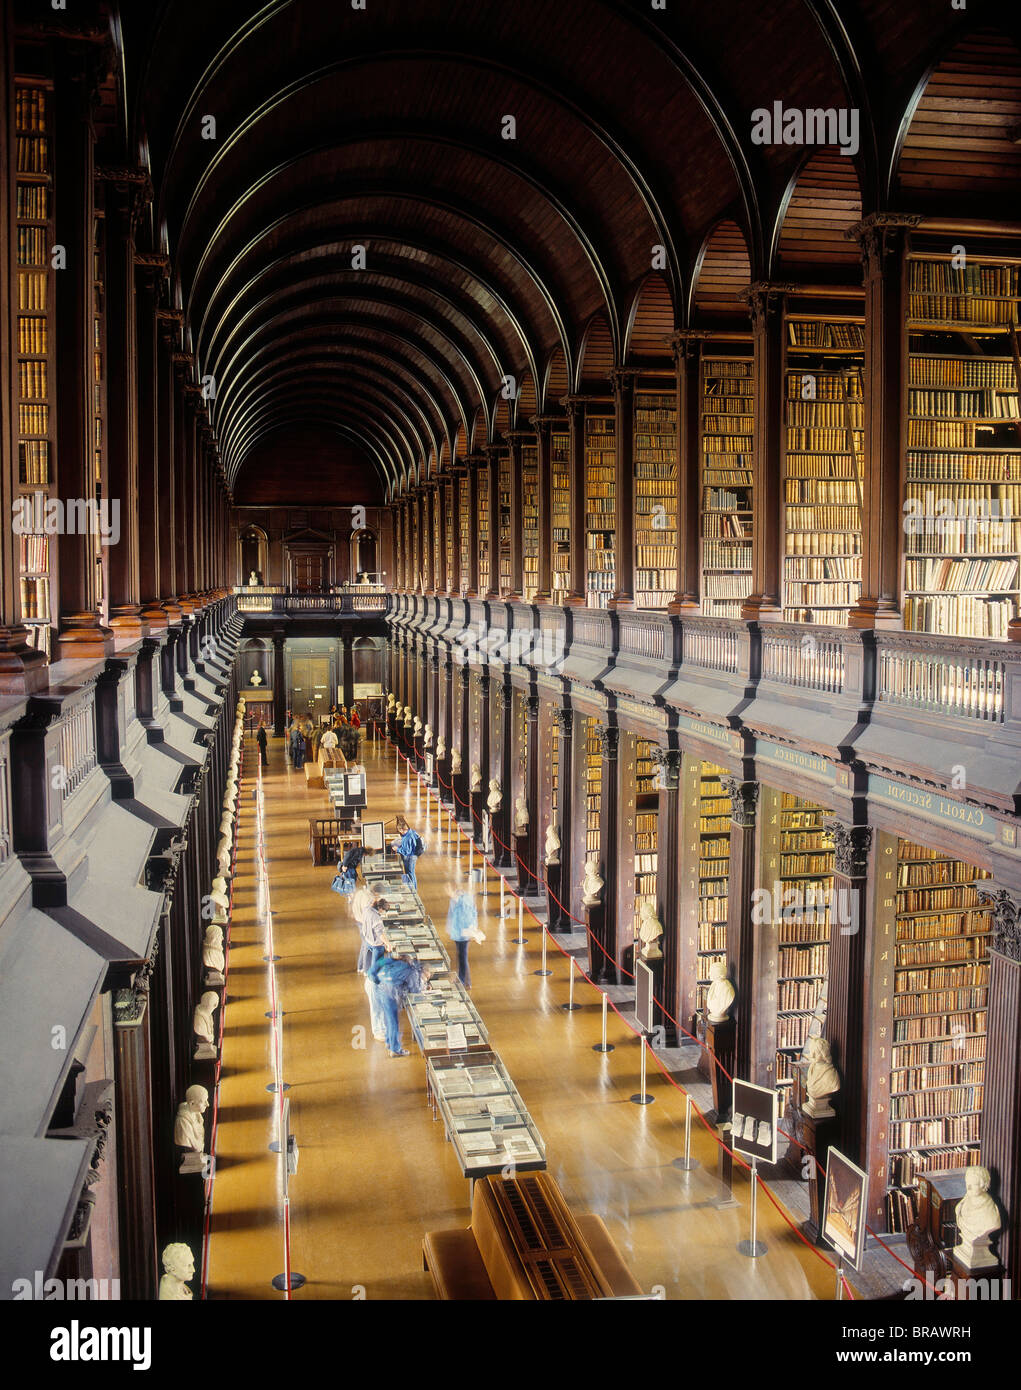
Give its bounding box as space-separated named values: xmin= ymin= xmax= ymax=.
xmin=387 ymin=692 xmax=396 ymax=710
xmin=250 ymin=669 xmax=263 ymax=687
xmin=216 ymin=837 xmax=232 ymax=873
xmin=174 ymin=1086 xmax=209 ymax=1172
xmin=436 ymin=736 xmax=446 ymax=760
xmin=706 ymin=959 xmax=735 ymax=1023
xmin=804 ymin=1036 xmax=840 ymax=1118
xmin=470 ymin=762 xmax=483 ymax=793
xmin=451 ymin=749 xmax=462 ymax=775
xmin=159 ymin=1243 xmax=195 ymax=1301
xmin=403 ymin=705 xmax=413 ymax=724
xmin=248 ymin=571 xmax=259 ymax=587
xmin=193 ymin=991 xmax=219 ymax=1058
xmin=581 ymin=856 xmax=603 ymax=906
xmin=424 ymin=724 xmax=434 ymax=748
xmin=638 ymin=899 xmax=664 ymax=961
xmin=487 ymin=778 xmax=503 ymax=814
xmin=954 ymin=1167 xmax=1001 ymax=1269
xmin=514 ymin=795 xmax=529 ymax=835
xmin=544 ymin=822 xmax=560 ymax=866
xmin=203 ymin=924 xmax=225 ymax=979
xmin=413 ymin=716 xmax=423 ymax=737
xmin=210 ymin=876 xmax=230 ymax=911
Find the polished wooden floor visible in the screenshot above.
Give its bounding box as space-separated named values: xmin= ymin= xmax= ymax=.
xmin=205 ymin=732 xmax=835 ymax=1300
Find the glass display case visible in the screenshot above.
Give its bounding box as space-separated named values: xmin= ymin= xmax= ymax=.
xmin=426 ymin=1050 xmax=547 ymax=1178
xmin=406 ymin=975 xmax=488 ymax=1057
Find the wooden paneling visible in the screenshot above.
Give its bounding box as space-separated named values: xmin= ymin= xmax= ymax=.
xmin=775 ymin=150 xmax=863 ymax=275
xmin=692 ymin=220 xmax=752 ymax=319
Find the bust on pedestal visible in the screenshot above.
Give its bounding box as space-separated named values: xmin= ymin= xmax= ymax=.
xmin=202 ymin=924 xmax=225 ymax=986
xmin=193 ymin=991 xmax=220 ymax=1060
xmin=638 ymin=899 xmax=663 ymax=962
xmin=702 ymin=960 xmax=736 ymax=1123
xmin=174 ymin=1085 xmax=209 ymax=1174
xmin=544 ymin=823 xmax=565 ymax=932
xmin=513 ymin=795 xmax=530 ymax=892
xmin=953 ymin=1168 xmax=1002 ymax=1272
xmin=159 ymin=1243 xmax=195 ymax=1300
xmin=781 ymin=1046 xmax=840 ymax=1241
xmin=470 ymin=763 xmax=484 ymax=841
xmin=581 ymin=857 xmax=610 ymax=982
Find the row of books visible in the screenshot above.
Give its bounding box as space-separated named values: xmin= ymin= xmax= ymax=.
xmin=903 ymin=557 xmax=1018 ymax=593
xmin=788 ymin=321 xmax=864 ymax=349
xmin=907 ymin=420 xmax=1000 ymax=447
xmin=14 ymin=85 xmax=48 ymax=132
xmin=785 ymin=583 xmax=857 ymax=608
xmin=786 ymin=372 xmax=862 ymax=400
xmin=16 ymin=225 xmax=48 ymax=267
xmin=893 ymin=986 xmax=987 ymax=1018
xmin=15 ymin=135 xmax=50 ymax=173
xmin=892 ymin=1035 xmax=986 ymax=1069
xmin=16 ymin=315 xmax=48 ymax=354
xmin=898 ymin=859 xmax=992 ymax=887
xmin=703 ymin=435 xmax=753 ymax=452
xmin=908 ymin=388 xmax=1015 ymax=418
xmin=896 ymin=936 xmax=985 ymax=966
xmin=19 ymin=576 xmax=50 ymax=621
xmin=785 ymin=453 xmax=859 ymax=479
xmin=785 ymin=530 xmax=861 ymax=556
xmin=17 ymin=360 xmax=48 ymax=402
xmin=778 ymin=945 xmax=828 ymax=977
xmin=16 ymin=184 xmax=49 ymax=220
xmin=785 ymin=555 xmax=860 ymax=580
xmin=18 ymin=439 xmax=50 ymax=485
xmin=703 ymin=542 xmax=751 ymax=570
xmin=786 ymin=400 xmax=863 ymax=427
xmin=703 ymin=415 xmax=754 ymax=434
xmin=889 ymin=1114 xmax=980 ymax=1151
xmin=892 ymin=1062 xmax=984 ymax=1094
xmin=787 ymin=428 xmax=863 ymax=454
xmin=890 ymin=1148 xmax=983 ymax=1189
xmin=785 ymin=480 xmax=860 ymax=504
xmin=635 ymin=545 xmax=678 ymax=566
xmin=909 ymin=356 xmax=1016 ymax=390
xmin=908 ymin=295 xmax=1018 ymax=325
xmin=894 ymin=964 xmax=990 ymax=992
xmin=909 ymin=261 xmax=1019 ymax=296
xmin=695 ymin=766 xmax=730 ymax=1011
xmin=704 ymin=468 xmax=753 ymax=487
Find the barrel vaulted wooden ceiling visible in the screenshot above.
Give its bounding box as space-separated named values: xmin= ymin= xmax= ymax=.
xmin=93 ymin=1 xmax=1021 ymax=497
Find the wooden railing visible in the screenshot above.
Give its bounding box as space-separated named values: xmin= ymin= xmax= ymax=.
xmin=876 ymin=634 xmax=1010 ymax=723
xmin=760 ymin=627 xmax=846 ymax=695
xmin=58 ymin=696 xmax=98 ymax=801
xmin=682 ymin=619 xmax=741 ymax=675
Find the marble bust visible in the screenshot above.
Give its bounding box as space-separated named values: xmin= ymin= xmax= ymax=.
xmin=954 ymin=1167 xmax=1001 ymax=1269
xmin=203 ymin=924 xmax=225 ymax=982
xmin=248 ymin=571 xmax=259 ymax=587
xmin=174 ymin=1085 xmax=209 ymax=1172
xmin=487 ymin=778 xmax=503 ymax=814
xmin=216 ymin=837 xmax=232 ymax=873
xmin=544 ymin=822 xmax=560 ymax=866
xmin=470 ymin=762 xmax=483 ymax=793
xmin=514 ymin=795 xmax=529 ymax=835
xmin=706 ymin=959 xmax=735 ymax=1023
xmin=436 ymin=736 xmax=446 ymax=760
xmin=193 ymin=991 xmax=219 ymax=1058
xmin=403 ymin=705 xmax=413 ymax=724
xmin=638 ymin=899 xmax=664 ymax=961
xmin=387 ymin=692 xmax=396 ymax=710
xmin=424 ymin=723 xmax=433 ymax=748
xmin=804 ymin=1036 xmax=840 ymax=1118
xmin=159 ymin=1243 xmax=195 ymax=1301
xmin=451 ymin=749 xmax=462 ymax=775
xmin=581 ymin=857 xmax=603 ymax=907
xmin=250 ymin=669 xmax=263 ymax=687
xmin=413 ymin=716 xmax=423 ymax=737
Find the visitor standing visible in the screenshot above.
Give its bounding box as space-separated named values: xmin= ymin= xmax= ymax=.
xmin=390 ymin=815 xmax=424 ymax=890
xmin=446 ymin=883 xmax=484 ymax=989
xmin=256 ymin=721 xmax=268 ymax=767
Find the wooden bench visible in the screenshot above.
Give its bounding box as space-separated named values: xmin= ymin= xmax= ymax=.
xmin=308 ymin=817 xmax=359 ymax=866
xmin=423 ymin=1172 xmax=642 ymax=1300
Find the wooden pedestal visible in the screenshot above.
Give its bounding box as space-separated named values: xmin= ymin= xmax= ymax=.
xmin=545 ymin=860 xmax=567 ymax=933
xmin=586 ymin=901 xmax=613 ymax=985
xmin=514 ymin=834 xmax=530 ymax=894
xmin=704 ymin=1017 xmax=735 ymax=1125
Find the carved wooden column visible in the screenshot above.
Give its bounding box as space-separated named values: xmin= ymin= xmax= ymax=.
xmin=505 ymin=433 xmax=525 ymax=600
xmin=822 ymin=820 xmax=874 ymax=1164
xmin=610 ymin=370 xmax=635 ymax=609
xmin=563 ymin=399 xmax=586 ymax=604
xmin=651 ymin=746 xmax=682 ymax=1044
xmin=721 ymin=775 xmax=761 ymax=1083
xmin=845 ymin=214 xmax=918 ymax=631
xmin=112 ymin=976 xmax=158 ymax=1299
xmin=532 ymin=418 xmax=554 ymax=603
xmin=977 ymin=886 xmax=1021 ymax=1289
xmin=54 ymin=46 xmax=113 ymax=658
xmin=740 ymin=283 xmax=786 ymax=622
xmin=524 ymin=694 xmax=540 ymax=890
xmin=465 ymin=464 xmax=480 ymax=597
xmin=272 ymin=631 xmax=286 ymax=735
xmin=550 ymin=708 xmax=574 ymax=932
xmin=593 ymin=723 xmax=620 ymax=984
xmin=668 ymin=332 xmax=703 ymax=612
xmin=155 ymin=315 xmax=180 ymax=612
xmin=447 ymin=476 xmax=461 ymax=596
xmin=134 ymin=257 xmax=166 ymax=626
xmin=435 ymin=482 xmax=448 ymax=594
xmin=493 ymin=681 xmax=514 ymax=866
xmin=454 ymin=663 xmax=471 ymax=821
xmin=485 ymin=450 xmax=502 ymax=599
xmin=422 ymin=486 xmax=435 ymax=595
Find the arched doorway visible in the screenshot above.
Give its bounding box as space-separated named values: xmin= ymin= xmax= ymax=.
xmin=351 ymin=528 xmax=379 ymax=583
xmin=239 ymin=525 xmax=268 ymax=586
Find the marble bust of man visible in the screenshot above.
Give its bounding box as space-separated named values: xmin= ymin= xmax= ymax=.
xmin=514 ymin=795 xmax=529 ymax=835
xmin=638 ymin=899 xmax=664 ymax=961
xmin=804 ymin=1036 xmax=840 ymax=1118
xmin=487 ymin=778 xmax=503 ymax=814
xmin=424 ymin=724 xmax=434 ymax=748
xmin=437 ymin=736 xmax=446 ymax=760
xmin=413 ymin=716 xmax=423 ymax=737
xmin=954 ymin=1167 xmax=1001 ymax=1269
xmin=544 ymin=822 xmax=560 ymax=865
xmin=159 ymin=1243 xmax=195 ymax=1301
xmin=470 ymin=763 xmax=483 ymax=793
xmin=248 ymin=571 xmax=259 ymax=587
xmin=706 ymin=959 xmax=735 ymax=1023
xmin=451 ymin=749 xmax=462 ymax=775
xmin=203 ymin=924 xmax=225 ymax=982
xmin=581 ymin=856 xmax=603 ymax=906
xmin=174 ymin=1085 xmax=209 ymax=1172
xmin=193 ymin=991 xmax=220 ymax=1058
xmin=250 ymin=669 xmax=263 ymax=687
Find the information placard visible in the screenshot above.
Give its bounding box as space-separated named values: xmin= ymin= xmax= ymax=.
xmin=635 ymin=959 xmax=655 ymax=1033
xmin=731 ymin=1078 xmax=778 ymax=1165
xmin=361 ymin=821 xmax=385 ymax=854
xmin=822 ymin=1147 xmax=869 ymax=1271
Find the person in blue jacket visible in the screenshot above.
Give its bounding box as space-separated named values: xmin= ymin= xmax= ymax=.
xmin=390 ymin=815 xmax=423 ymax=889
xmin=367 ymin=952 xmax=430 ymax=1057
xmin=446 ymin=883 xmax=483 ymax=989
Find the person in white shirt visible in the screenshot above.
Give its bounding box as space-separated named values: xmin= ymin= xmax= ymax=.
xmin=359 ymin=896 xmax=389 ymax=1042
xmin=352 ymin=884 xmax=375 ymax=971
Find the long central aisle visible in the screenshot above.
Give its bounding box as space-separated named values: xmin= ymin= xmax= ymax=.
xmin=206 ymin=731 xmax=834 ymax=1300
